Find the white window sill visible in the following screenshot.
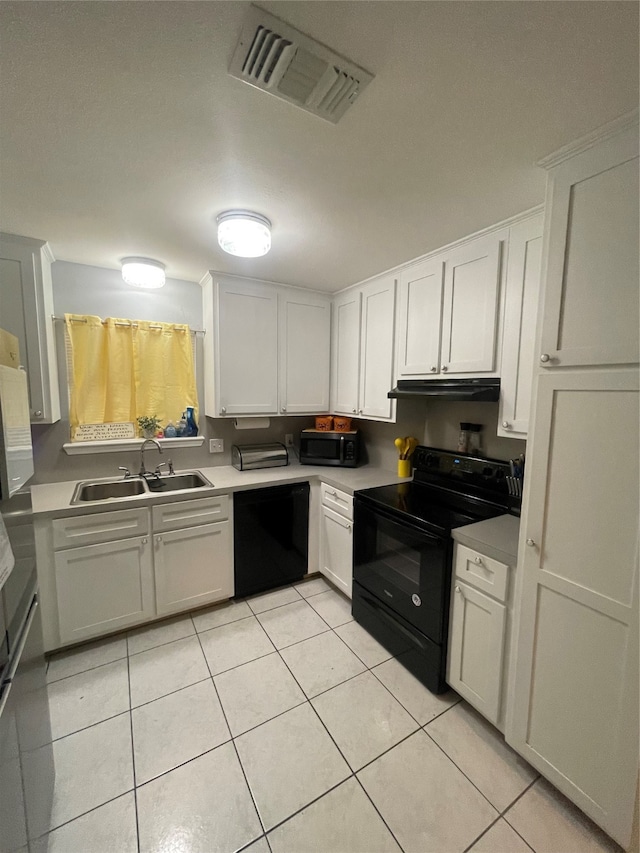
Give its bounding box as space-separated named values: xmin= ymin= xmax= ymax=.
xmin=63 ymin=437 xmax=205 ymax=456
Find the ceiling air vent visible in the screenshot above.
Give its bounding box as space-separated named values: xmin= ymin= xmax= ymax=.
xmin=229 ymin=5 xmax=374 ymax=124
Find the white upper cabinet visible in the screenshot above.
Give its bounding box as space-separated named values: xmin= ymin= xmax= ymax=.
xmin=331 ymin=274 xmax=397 ymax=421
xmin=359 ymin=275 xmax=396 ymax=419
xmin=538 ymin=122 xmax=639 ymax=368
xmin=441 ymin=232 xmax=504 ymax=374
xmin=214 ymin=277 xmax=279 ymax=416
xmin=0 ymin=232 xmax=60 ymax=423
xmin=331 ymin=289 xmax=361 ymax=415
xmin=498 ymin=213 xmax=543 ymax=438
xmin=396 ymin=256 xmax=445 ymax=377
xmin=202 ymin=274 xmax=331 ymax=418
xmin=279 ymin=289 xmax=330 ymax=414
xmin=395 ymin=230 xmax=504 ymax=380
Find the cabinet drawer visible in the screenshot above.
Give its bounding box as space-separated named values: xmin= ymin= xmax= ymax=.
xmin=321 ymin=483 xmax=353 ymax=520
xmin=152 ymin=495 xmax=229 ymax=532
xmin=454 ymin=543 xmax=510 ymax=602
xmin=52 ymin=508 xmax=149 ymax=550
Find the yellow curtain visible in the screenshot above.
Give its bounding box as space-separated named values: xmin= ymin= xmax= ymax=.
xmin=66 ymin=314 xmax=197 ymax=436
xmin=133 ymin=321 xmax=198 ymax=428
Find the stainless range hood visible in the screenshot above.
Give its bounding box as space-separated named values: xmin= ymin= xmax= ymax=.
xmin=388 ymin=378 xmax=500 ymax=402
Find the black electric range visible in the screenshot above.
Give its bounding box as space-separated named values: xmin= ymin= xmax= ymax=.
xmin=352 ymin=446 xmax=521 ymax=694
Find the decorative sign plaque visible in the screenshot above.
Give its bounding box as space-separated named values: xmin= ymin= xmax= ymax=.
xmin=73 ymin=422 xmax=136 ymax=442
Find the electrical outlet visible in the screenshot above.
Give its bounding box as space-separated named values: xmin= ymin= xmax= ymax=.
xmin=209 ymin=438 xmax=224 ymax=453
xmin=285 ymin=433 xmax=294 ymax=447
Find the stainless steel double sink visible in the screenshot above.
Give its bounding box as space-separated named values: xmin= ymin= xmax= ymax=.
xmin=71 ymin=471 xmax=213 ymax=504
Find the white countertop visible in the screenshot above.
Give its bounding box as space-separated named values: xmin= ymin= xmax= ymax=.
xmin=451 ymin=514 xmax=520 ymax=565
xmin=30 ymin=463 xmax=408 ymax=517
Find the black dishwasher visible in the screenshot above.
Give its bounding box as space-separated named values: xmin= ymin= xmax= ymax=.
xmin=233 ymin=483 xmax=309 ymax=597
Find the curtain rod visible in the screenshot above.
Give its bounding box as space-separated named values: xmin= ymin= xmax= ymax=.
xmin=51 ymin=315 xmax=205 ymax=334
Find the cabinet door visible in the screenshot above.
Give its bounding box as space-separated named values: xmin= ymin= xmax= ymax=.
xmin=498 ymin=215 xmax=543 ymax=438
xmin=55 ymin=536 xmax=154 ymax=644
xmin=215 ymin=278 xmax=278 ymax=415
xmin=396 ymin=256 xmax=445 ymax=378
xmin=359 ymin=274 xmax=396 ymax=420
xmin=0 ymin=234 xmax=60 ymax=423
xmin=441 ymin=233 xmax=504 ymax=374
xmin=331 ymin=290 xmax=361 ymax=415
xmin=506 ymin=369 xmax=639 ymax=847
xmin=279 ymin=290 xmax=330 ymax=414
xmin=539 ymin=126 xmax=639 ymax=368
xmin=154 ymin=521 xmax=233 ymax=616
xmin=320 ymin=506 xmax=353 ymax=598
xmin=448 ymin=580 xmax=506 ymax=725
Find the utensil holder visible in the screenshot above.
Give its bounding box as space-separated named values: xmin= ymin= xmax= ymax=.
xmin=397 ymin=459 xmax=411 ymax=478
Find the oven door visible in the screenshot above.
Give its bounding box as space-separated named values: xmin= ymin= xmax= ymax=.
xmin=353 ymin=498 xmax=451 ymax=644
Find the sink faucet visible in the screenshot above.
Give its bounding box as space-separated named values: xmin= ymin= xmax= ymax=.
xmin=139 ymin=438 xmax=163 ymax=477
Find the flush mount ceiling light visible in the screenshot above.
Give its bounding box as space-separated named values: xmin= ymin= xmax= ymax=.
xmin=217 ymin=210 xmax=271 ymax=258
xmin=121 ymin=257 xmax=166 ymax=289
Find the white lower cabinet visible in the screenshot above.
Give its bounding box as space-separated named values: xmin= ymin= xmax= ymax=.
xmin=319 ymin=483 xmax=353 ymax=598
xmin=448 ymin=580 xmax=506 ymax=726
xmin=55 ymin=535 xmax=155 ymax=645
xmin=41 ymin=495 xmax=233 ymax=649
xmin=447 ymin=542 xmax=512 ymax=729
xmin=154 ymin=521 xmax=232 ymax=615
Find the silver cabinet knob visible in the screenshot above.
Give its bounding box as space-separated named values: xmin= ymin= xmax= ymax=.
xmin=220 ymin=407 xmax=226 ymax=414
xmin=346 ymin=523 xmax=352 ymax=532
xmin=156 ymin=535 xmax=162 ymax=544
xmin=441 ymin=365 xmax=448 ymax=372
xmin=455 ymin=585 xmax=462 ymax=593
xmin=358 ymin=409 xmax=363 ymax=415
xmin=474 ymin=556 xmax=483 ymax=566
xmin=352 ymin=408 xmax=357 ymax=414
xmin=540 ymin=354 xmax=550 ymax=363
xmin=33 ymin=410 xmax=43 ymax=417
xmin=526 ymin=538 xmax=536 ymax=547
xmin=430 ymin=366 xmax=437 ymax=372
xmin=281 ymin=406 xmax=286 ymax=412
xmin=502 ymin=421 xmax=511 ymax=429
xmin=141 ymin=537 xmax=147 ymax=544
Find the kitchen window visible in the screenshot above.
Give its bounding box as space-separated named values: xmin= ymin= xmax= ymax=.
xmin=64 ymin=314 xmax=198 ymax=441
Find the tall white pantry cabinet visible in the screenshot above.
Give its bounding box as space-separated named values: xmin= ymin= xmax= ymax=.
xmin=506 ymin=113 xmax=639 ymax=849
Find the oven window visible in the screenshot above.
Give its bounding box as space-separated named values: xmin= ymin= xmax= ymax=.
xmin=304 ymin=439 xmax=340 ymax=460
xmin=353 ymin=500 xmax=449 ymax=641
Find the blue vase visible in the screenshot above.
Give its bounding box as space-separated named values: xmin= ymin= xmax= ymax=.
xmin=185 ymin=407 xmax=198 ymax=437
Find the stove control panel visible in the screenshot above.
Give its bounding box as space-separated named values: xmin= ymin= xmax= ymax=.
xmin=413 ymin=446 xmax=516 ymax=503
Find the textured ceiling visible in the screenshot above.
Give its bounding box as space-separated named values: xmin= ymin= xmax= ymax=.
xmin=0 ymin=1 xmax=637 ymax=291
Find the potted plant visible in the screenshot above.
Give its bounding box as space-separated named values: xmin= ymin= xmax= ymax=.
xmin=137 ymin=415 xmax=161 ymax=439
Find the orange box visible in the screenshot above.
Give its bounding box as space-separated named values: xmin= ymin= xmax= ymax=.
xmin=315 ymin=416 xmax=333 ymax=431
xmin=333 ymin=416 xmax=352 ymax=432
xmin=0 ymin=328 xmax=20 ymax=369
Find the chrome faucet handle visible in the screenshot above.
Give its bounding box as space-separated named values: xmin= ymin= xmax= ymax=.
xmin=168 ymin=458 xmax=174 ymax=475
xmin=118 ymin=466 xmax=131 ymax=479
xmin=154 ymin=462 xmax=168 ymax=476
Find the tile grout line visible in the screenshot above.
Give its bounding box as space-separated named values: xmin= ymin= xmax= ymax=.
xmin=125 ymin=640 xmax=142 ymax=853
xmin=423 ymin=726 xmax=506 ymax=816
xmin=192 ymin=618 xmax=268 ymax=845
xmin=269 ymin=633 xmax=407 ymax=850
xmin=353 ymin=774 xmax=408 ymax=853
xmin=45 ymin=652 xmax=129 ymax=685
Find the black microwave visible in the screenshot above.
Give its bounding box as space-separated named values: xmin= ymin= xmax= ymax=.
xmin=299 ymin=430 xmax=360 ymax=468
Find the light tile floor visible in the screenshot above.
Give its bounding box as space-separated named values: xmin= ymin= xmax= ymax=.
xmin=40 ymin=577 xmax=623 ymax=853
